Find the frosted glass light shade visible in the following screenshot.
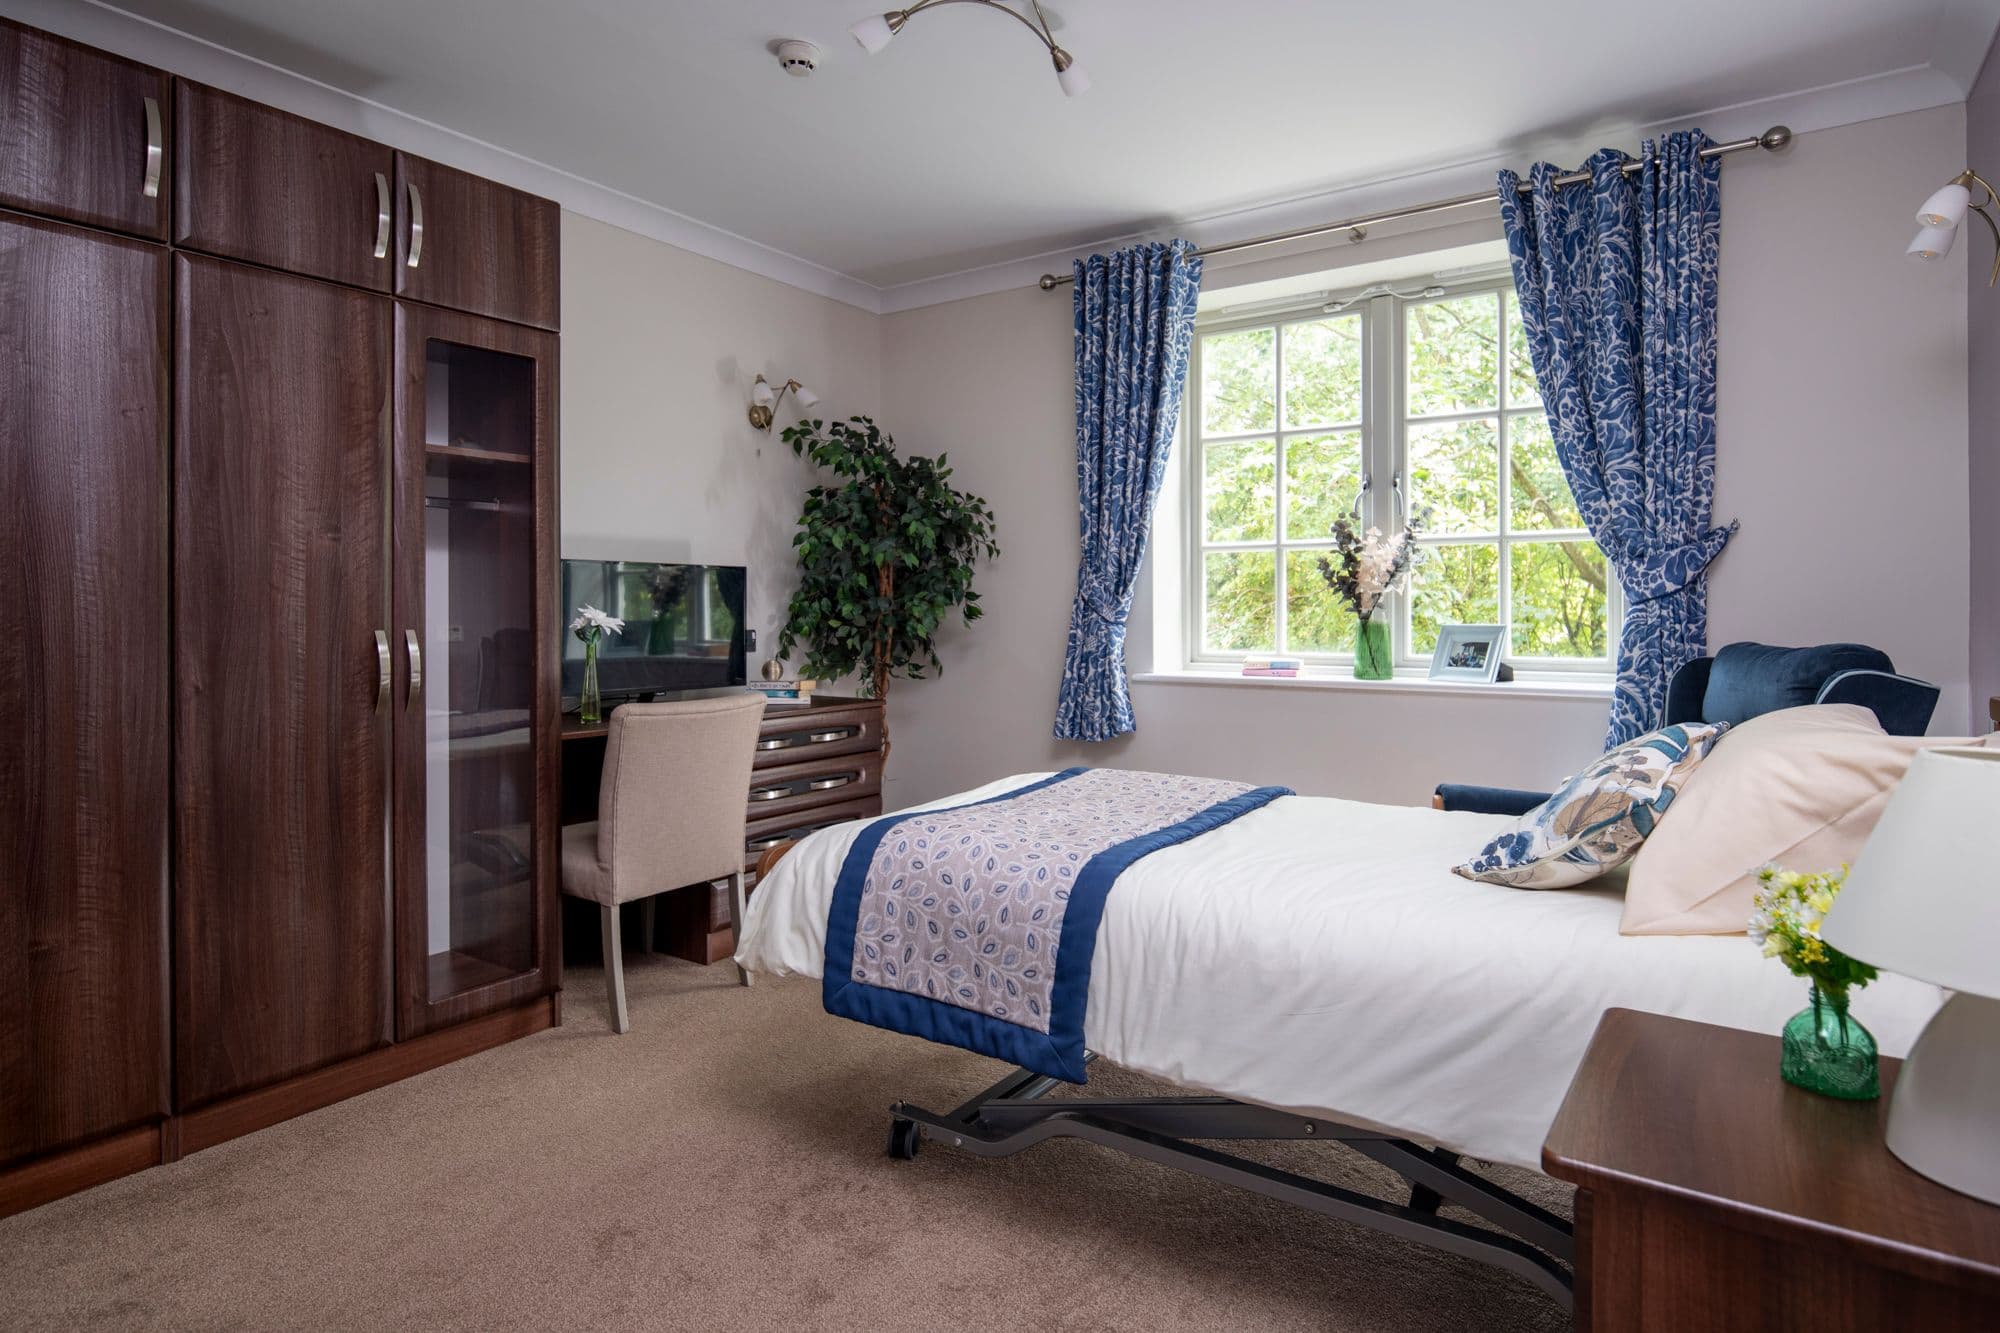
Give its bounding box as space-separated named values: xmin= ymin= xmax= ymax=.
xmin=850 ymin=14 xmax=896 ymax=53
xmin=1821 ymin=745 xmax=2000 ymax=997
xmin=1056 ymin=59 xmax=1091 ymax=97
xmin=793 ymin=383 xmax=820 ymax=408
xmin=750 ymin=378 xmax=775 ymax=407
xmin=1908 ymin=224 xmax=1958 ymax=260
xmin=1917 ymin=181 xmax=1971 ymax=228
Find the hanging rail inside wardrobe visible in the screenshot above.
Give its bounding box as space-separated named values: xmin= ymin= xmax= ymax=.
xmin=1035 ymin=126 xmax=1793 ymax=291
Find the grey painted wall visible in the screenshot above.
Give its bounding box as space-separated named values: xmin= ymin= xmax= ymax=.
xmin=1970 ymin=52 xmax=2000 ymax=731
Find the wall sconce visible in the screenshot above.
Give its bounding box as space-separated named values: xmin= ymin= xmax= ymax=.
xmin=747 ymin=374 xmax=819 ymax=432
xmin=1909 ymin=169 xmax=2000 ymax=286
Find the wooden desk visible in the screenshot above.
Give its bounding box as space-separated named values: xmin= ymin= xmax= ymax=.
xmin=560 ymin=695 xmax=885 ymax=962
xmin=1544 ymin=1008 xmax=2000 ymax=1331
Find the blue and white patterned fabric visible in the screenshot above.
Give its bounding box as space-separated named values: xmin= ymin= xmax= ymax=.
xmin=1497 ymin=132 xmax=1737 ymax=749
xmin=822 ymin=767 xmax=1288 ymax=1081
xmin=1053 ymin=240 xmax=1204 ymax=741
xmin=1453 ymin=721 xmax=1729 ymax=889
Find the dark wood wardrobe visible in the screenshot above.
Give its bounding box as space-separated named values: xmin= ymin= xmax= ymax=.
xmin=0 ymin=16 xmax=562 ymax=1213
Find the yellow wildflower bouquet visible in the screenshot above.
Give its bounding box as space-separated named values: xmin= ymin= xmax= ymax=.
xmin=1748 ymin=866 xmax=1878 ymax=1002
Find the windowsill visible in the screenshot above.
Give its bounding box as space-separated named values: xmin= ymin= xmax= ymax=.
xmin=1131 ymin=667 xmax=1614 ymax=701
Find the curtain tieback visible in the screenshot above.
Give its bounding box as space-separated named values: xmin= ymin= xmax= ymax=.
xmin=1619 ymin=520 xmax=1739 ymax=607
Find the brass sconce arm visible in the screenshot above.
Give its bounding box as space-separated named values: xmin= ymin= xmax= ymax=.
xmin=747 ymin=375 xmax=818 ymax=432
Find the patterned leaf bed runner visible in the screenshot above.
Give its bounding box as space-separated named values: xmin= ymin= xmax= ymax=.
xmin=823 ymin=767 xmax=1290 ymax=1081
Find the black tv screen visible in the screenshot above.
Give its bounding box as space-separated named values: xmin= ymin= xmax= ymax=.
xmin=560 ymin=559 xmax=748 ymax=706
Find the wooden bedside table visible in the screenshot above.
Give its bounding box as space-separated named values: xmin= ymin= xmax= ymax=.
xmin=1544 ymin=1008 xmax=2000 ymax=1331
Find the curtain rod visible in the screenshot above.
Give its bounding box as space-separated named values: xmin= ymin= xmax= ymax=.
xmin=1036 ymin=126 xmax=1793 ymax=291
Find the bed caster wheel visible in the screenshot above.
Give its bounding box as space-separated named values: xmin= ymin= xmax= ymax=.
xmin=886 ymin=1117 xmax=922 ymax=1161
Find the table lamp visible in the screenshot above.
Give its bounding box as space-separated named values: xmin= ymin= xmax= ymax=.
xmin=1820 ymin=745 xmax=2000 ymax=1205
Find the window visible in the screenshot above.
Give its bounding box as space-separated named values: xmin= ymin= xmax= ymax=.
xmin=1185 ymin=277 xmax=1617 ymax=673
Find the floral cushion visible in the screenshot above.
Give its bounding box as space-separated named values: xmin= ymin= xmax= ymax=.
xmin=1453 ymin=722 xmax=1729 ymax=889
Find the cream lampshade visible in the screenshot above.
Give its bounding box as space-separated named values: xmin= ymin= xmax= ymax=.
xmin=1820 ymin=745 xmax=2000 ymax=1204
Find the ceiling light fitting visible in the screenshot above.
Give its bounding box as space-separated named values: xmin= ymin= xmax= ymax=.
xmin=850 ymin=0 xmax=1088 ymax=98
xmin=1910 ymin=169 xmax=2000 ymax=286
xmin=748 ymin=374 xmax=819 ymax=432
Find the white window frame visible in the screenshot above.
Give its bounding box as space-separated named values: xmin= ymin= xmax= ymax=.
xmin=1182 ymin=273 xmax=1621 ymax=675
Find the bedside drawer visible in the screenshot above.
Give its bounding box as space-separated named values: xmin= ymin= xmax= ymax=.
xmin=746 ymin=751 xmax=883 ymax=822
xmin=753 ymin=703 xmax=882 ymax=769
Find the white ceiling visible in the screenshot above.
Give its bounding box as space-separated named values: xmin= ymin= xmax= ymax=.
xmin=32 ymin=0 xmax=2000 ymax=307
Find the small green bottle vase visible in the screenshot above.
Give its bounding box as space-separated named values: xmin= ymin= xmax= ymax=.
xmin=579 ymin=637 xmax=604 ymax=724
xmin=1353 ymin=617 xmax=1392 ymax=680
xmin=1780 ymin=984 xmax=1879 ymax=1100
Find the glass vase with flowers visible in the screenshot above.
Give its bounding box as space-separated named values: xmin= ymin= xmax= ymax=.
xmin=1750 ymin=865 xmax=1881 ymax=1100
xmin=1315 ymin=518 xmax=1416 ymax=680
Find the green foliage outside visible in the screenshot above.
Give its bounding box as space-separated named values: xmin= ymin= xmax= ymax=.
xmin=777 ymin=417 xmax=998 ymax=753
xmin=1196 ymin=291 xmax=1611 ymax=662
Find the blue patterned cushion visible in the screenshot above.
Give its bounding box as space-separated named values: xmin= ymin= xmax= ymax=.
xmin=1453 ymin=722 xmax=1729 ymax=888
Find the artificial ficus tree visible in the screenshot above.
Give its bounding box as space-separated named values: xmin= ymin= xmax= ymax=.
xmin=775 ymin=416 xmax=998 ymax=759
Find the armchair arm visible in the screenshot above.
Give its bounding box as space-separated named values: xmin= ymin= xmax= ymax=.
xmin=1816 ymin=669 xmax=1940 ymax=737
xmin=1432 ymin=783 xmax=1550 ymax=816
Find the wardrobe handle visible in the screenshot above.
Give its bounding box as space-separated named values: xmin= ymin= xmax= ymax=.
xmin=374 ymin=630 xmax=391 ymax=714
xmin=405 ymin=630 xmax=423 ymax=711
xmin=406 ymin=181 xmax=424 ymax=269
xmin=142 ymin=96 xmax=162 ymax=199
xmin=373 ymin=172 xmax=390 ymax=259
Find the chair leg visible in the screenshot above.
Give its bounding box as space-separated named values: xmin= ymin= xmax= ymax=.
xmin=727 ymin=870 xmax=752 ymax=987
xmin=600 ymin=903 xmax=631 ymax=1034
xmin=639 ymin=895 xmax=656 ymax=954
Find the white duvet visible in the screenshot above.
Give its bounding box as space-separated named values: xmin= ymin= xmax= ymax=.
xmin=736 ymin=772 xmax=1941 ymax=1170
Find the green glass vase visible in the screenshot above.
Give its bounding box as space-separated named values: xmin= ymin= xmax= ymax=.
xmin=579 ymin=637 xmax=603 ymax=724
xmin=1353 ymin=617 xmax=1392 ymax=680
xmin=1780 ymin=984 xmax=1879 ymax=1100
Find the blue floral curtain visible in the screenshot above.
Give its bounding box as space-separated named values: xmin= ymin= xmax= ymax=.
xmin=1497 ymin=131 xmax=1736 ymax=748
xmin=1052 ymin=240 xmax=1203 ymax=741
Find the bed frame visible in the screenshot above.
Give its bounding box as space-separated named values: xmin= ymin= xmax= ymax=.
xmin=751 ymin=841 xmax=1576 ymax=1311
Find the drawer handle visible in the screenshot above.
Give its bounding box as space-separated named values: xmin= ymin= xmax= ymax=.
xmin=807 ymin=775 xmax=854 ymax=791
xmin=406 ymin=180 xmax=425 ymax=268
xmin=374 ymin=629 xmax=391 ymax=714
xmin=142 ymin=95 xmax=162 ymax=199
xmin=748 ymin=786 xmax=789 ymax=802
xmin=745 ymin=834 xmax=792 ymax=852
xmin=756 ymin=737 xmax=795 ymax=752
xmin=807 ymin=728 xmax=854 ymax=743
xmin=373 ymin=172 xmax=391 ymax=259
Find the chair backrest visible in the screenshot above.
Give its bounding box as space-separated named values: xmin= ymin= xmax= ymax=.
xmin=595 ymin=693 xmax=767 ymax=896
xmin=1664 ymin=642 xmax=1939 ymax=737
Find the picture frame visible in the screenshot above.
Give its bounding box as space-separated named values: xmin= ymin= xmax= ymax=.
xmin=1429 ymin=624 xmax=1510 ymax=683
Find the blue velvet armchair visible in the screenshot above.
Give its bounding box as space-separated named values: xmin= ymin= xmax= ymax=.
xmin=1433 ymin=642 xmax=1941 ymax=816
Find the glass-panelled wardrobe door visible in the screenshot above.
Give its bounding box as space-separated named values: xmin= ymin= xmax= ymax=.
xmin=419 ymin=337 xmax=539 ymax=1002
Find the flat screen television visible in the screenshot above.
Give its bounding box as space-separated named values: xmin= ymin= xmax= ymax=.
xmin=559 ymin=559 xmax=748 ymax=708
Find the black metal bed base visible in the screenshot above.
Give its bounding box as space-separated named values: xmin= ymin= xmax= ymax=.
xmin=885 ymin=1060 xmax=1574 ymax=1311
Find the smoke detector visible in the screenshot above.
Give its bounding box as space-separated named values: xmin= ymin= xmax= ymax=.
xmin=775 ymin=39 xmax=821 ymax=77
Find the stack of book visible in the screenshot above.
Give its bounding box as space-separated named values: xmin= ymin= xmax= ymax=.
xmin=749 ymin=677 xmax=818 ymax=706
xmin=1239 ymin=655 xmax=1303 ymax=678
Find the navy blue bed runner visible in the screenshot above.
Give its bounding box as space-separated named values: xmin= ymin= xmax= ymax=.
xmin=821 ymin=767 xmax=1290 ymax=1082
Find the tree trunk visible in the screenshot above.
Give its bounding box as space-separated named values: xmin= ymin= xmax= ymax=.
xmin=874 ymin=559 xmax=893 ymax=765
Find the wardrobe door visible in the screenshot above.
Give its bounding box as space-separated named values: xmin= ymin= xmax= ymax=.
xmin=394 ymin=153 xmax=558 ymax=330
xmin=391 ymin=301 xmax=559 ymax=1037
xmin=0 ymin=19 xmax=168 ymax=240
xmin=174 ymin=80 xmax=396 ymax=291
xmin=0 ymin=214 xmax=169 ymax=1166
xmin=175 ymin=254 xmax=392 ymax=1108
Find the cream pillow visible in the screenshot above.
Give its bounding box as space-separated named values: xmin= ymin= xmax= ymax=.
xmin=1621 ymin=704 xmax=1993 ymax=935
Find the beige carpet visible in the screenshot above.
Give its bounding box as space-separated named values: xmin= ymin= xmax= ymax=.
xmin=1 ymin=957 xmax=1572 ymax=1331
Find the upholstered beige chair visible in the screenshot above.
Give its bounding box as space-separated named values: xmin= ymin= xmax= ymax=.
xmin=560 ymin=693 xmax=765 ymax=1032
